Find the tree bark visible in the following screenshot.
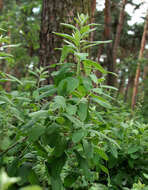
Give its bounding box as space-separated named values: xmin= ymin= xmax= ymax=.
xmin=39 ymin=0 xmax=91 ymax=84
xmin=0 ymin=0 xmax=3 ymax=10
xmin=131 ymin=10 xmax=148 ymax=110
xmin=113 ymin=0 xmax=127 ymax=84
xmin=90 ymin=0 xmax=96 ymax=42
xmin=124 ymin=75 xmax=134 ymax=102
xmin=104 ymin=0 xmax=114 ymax=86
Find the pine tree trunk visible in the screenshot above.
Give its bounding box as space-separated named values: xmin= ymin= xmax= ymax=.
xmin=124 ymin=75 xmax=134 ymax=102
xmin=131 ymin=10 xmax=148 ymax=110
xmin=39 ymin=0 xmax=91 ymax=84
xmin=0 ymin=0 xmax=3 ymax=10
xmin=104 ymin=0 xmax=114 ymax=86
xmin=90 ymin=0 xmax=96 ymax=42
xmin=113 ymin=0 xmax=127 ymax=65
xmin=113 ymin=0 xmax=127 ymax=85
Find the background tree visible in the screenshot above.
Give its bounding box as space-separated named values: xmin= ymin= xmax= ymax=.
xmin=131 ymin=10 xmax=148 ymax=110
xmin=39 ymin=0 xmax=91 ymax=83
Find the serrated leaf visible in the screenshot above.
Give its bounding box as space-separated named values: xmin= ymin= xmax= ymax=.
xmin=54 ymin=96 xmax=66 ymax=109
xmin=66 ymin=77 xmax=79 ymax=93
xmin=66 ymin=104 xmax=77 ymax=115
xmin=62 ymin=113 xmax=83 ymax=127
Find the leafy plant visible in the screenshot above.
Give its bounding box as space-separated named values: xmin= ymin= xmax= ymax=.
xmin=0 ymin=14 xmax=116 ymax=190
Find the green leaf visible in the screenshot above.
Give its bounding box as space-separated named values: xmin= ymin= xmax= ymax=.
xmin=128 ymin=146 xmax=139 ymax=154
xmin=60 ymin=45 xmax=73 ymax=63
xmin=28 ymin=170 xmax=40 ymax=185
xmin=94 ymin=147 xmax=108 ymax=161
xmin=101 ymin=85 xmax=118 ymax=91
xmin=29 ymin=110 xmax=48 ymax=118
xmin=54 ymin=96 xmax=66 ymax=109
xmin=99 ymin=164 xmax=109 ymax=175
xmin=0 ymin=169 xmax=20 ymax=190
xmin=0 ymin=96 xmax=14 ymax=106
xmin=46 ymin=154 xmax=67 ymax=190
xmin=66 ymin=77 xmax=79 ymax=93
xmin=110 ymin=144 xmax=118 ymax=158
xmin=60 ymin=23 xmax=78 ymax=31
xmin=83 ymin=59 xmax=107 ymax=74
xmin=90 ymin=74 xmax=98 ymax=84
xmin=36 ymin=88 xmax=57 ymax=100
xmin=53 ymin=32 xmax=74 ymax=42
xmin=91 ymin=95 xmax=111 ymax=109
xmin=75 ymin=151 xmax=91 ymax=180
xmin=82 ymin=77 xmax=93 ymax=92
xmin=143 ymin=173 xmax=148 ymax=179
xmin=27 ymin=126 xmax=46 ymax=142
xmin=57 ymin=79 xmax=67 ymax=96
xmin=66 ymin=104 xmax=77 ymax=115
xmin=75 ymin=52 xmax=88 ymax=61
xmin=83 ymin=140 xmax=93 ymax=159
xmin=72 ymin=129 xmax=86 ymax=143
xmin=64 ymin=173 xmax=78 ymax=187
xmin=5 ymin=73 xmax=23 ymax=85
xmin=20 ymin=185 xmax=42 ymax=190
xmin=37 ymin=85 xmax=54 ymax=92
xmin=78 ymin=101 xmax=88 ymax=121
xmin=73 ymin=30 xmax=81 ymax=46
xmin=80 ymin=25 xmax=90 ymax=34
xmin=53 ymin=136 xmax=67 ymax=157
xmin=63 ymin=113 xmax=83 ymax=127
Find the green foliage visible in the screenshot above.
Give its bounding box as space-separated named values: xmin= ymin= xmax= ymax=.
xmin=0 ymin=13 xmax=148 ymax=190
xmin=0 ymin=169 xmax=42 ymax=190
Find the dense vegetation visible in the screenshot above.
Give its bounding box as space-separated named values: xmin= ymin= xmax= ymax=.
xmin=0 ymin=1 xmax=148 ymax=190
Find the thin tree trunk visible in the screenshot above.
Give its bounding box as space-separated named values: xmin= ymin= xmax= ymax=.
xmin=104 ymin=0 xmax=114 ymax=86
xmin=113 ymin=0 xmax=127 ymax=86
xmin=143 ymin=52 xmax=148 ymax=80
xmin=90 ymin=0 xmax=96 ymax=42
xmin=113 ymin=0 xmax=127 ymax=66
xmin=0 ymin=0 xmax=3 ymax=10
xmin=124 ymin=75 xmax=134 ymax=102
xmin=131 ymin=10 xmax=148 ymax=110
xmin=117 ymin=70 xmax=125 ymax=97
